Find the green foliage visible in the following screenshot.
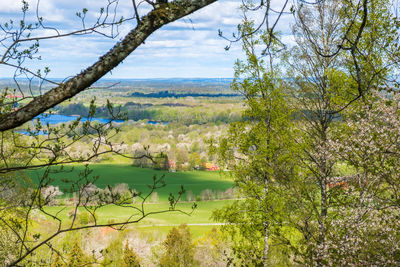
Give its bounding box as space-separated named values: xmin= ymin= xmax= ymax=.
xmin=79 ymin=212 xmax=89 ymax=225
xmin=153 ymin=154 xmax=169 ymax=171
xmin=282 ymin=0 xmax=400 ymax=264
xmin=159 ymin=224 xmax=198 ymax=267
xmin=194 ymin=228 xmax=228 ymax=266
xmin=27 ymin=165 xmax=233 ymax=202
xmin=123 ymin=240 xmax=141 ymax=267
xmin=212 ymin=16 xmax=297 ymax=266
xmin=0 ymin=172 xmax=33 ymax=264
xmin=78 ymin=211 xmax=97 ymax=225
xmin=51 ymin=253 xmax=64 ymax=267
xmin=102 ymin=237 xmax=124 ymax=266
xmin=188 ymin=152 xmax=201 ymax=170
xmin=67 ymin=239 xmax=90 ymax=266
xmin=56 ymin=99 xmax=242 ymax=125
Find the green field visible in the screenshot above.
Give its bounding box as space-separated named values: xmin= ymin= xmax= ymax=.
xmin=26 ymin=164 xmax=234 ymax=202
xmin=43 ymin=200 xmax=233 ymax=225
xmin=27 ymin=164 xmax=238 ymax=237
xmin=35 ymin=201 xmax=234 ymax=241
xmin=27 ymin=164 xmax=236 ymax=239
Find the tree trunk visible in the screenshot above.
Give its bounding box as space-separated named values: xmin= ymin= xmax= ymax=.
xmin=263 ymin=177 xmax=269 ymax=267
xmin=317 ymin=130 xmax=328 ymax=267
xmin=317 ymin=178 xmax=327 ymax=267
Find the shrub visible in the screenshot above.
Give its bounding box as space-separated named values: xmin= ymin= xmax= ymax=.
xmin=79 ymin=212 xmax=89 ymax=225
xmin=150 ymin=192 xmax=159 ymax=203
xmin=113 ymin=183 xmax=130 ymax=194
xmin=200 ymin=189 xmax=215 ymax=201
xmin=79 ymin=212 xmax=97 ymax=225
xmin=186 ymin=190 xmax=195 ymax=202
xmin=41 ymin=185 xmax=63 ymax=206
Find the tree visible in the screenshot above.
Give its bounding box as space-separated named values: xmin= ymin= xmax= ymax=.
xmin=283 ymin=0 xmax=399 ymax=264
xmin=212 ymin=11 xmax=296 ymax=266
xmin=213 ymin=0 xmax=400 ymax=265
xmin=102 ymin=235 xmax=124 ymax=266
xmin=0 ymin=1 xmax=212 ymax=264
xmin=188 ymin=152 xmax=201 ymax=170
xmin=51 ymin=252 xmax=64 ymax=267
xmin=324 ymin=91 xmax=400 ymax=265
xmin=159 ymin=224 xmax=197 ymax=267
xmin=67 ymin=239 xmax=90 ymax=267
xmin=194 ymin=228 xmax=228 ymax=266
xmin=123 ymin=240 xmax=141 ymax=267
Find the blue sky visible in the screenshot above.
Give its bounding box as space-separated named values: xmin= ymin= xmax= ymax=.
xmin=0 ymin=0 xmax=293 ymax=79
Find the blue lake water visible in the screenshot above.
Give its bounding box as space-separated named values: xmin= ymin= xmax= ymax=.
xmin=17 ymin=114 xmax=166 ymax=135
xmin=147 ymin=120 xmax=168 ymax=125
xmin=17 ymin=114 xmax=124 ymax=135
xmin=32 ymin=114 xmax=125 ymax=124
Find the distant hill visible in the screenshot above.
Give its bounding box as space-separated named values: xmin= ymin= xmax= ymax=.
xmin=0 ymin=78 xmax=235 ymax=94
xmin=92 ymin=78 xmax=235 ymax=93
xmin=128 ymin=90 xmax=240 ymax=98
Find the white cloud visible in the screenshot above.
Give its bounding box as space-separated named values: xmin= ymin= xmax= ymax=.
xmin=0 ymin=0 xmax=25 ymax=12
xmin=0 ymin=0 xmax=295 ymax=79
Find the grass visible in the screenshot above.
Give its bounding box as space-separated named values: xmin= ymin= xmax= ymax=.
xmin=26 ymin=164 xmax=234 ymax=202
xmin=38 ymin=200 xmax=235 ymax=239
xmin=43 ymin=200 xmax=233 ymax=225
xmin=26 ymin=163 xmax=236 ymax=239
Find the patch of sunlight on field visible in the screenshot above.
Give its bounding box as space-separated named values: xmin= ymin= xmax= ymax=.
xmin=26 ymin=164 xmax=234 ymax=201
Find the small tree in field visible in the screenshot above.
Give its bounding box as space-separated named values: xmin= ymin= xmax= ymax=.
xmin=159 ymin=224 xmax=197 ymax=267
xmin=67 ymin=239 xmax=90 ymax=267
xmin=123 ymin=240 xmax=141 ymax=267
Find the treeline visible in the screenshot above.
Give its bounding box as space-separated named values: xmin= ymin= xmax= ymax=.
xmin=55 ymin=102 xmax=242 ymax=125
xmin=129 ymin=90 xmax=240 ymax=98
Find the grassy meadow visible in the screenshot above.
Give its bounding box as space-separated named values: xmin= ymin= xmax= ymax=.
xmin=25 ymin=163 xmax=237 ymax=250
xmin=41 ymin=200 xmax=234 ymax=238
xmin=26 ymin=164 xmax=234 ymax=202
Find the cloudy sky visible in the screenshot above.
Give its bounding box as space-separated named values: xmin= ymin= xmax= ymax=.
xmin=0 ymin=0 xmax=293 ymax=79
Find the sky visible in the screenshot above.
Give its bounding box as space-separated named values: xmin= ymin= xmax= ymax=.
xmin=0 ymin=0 xmax=293 ymax=79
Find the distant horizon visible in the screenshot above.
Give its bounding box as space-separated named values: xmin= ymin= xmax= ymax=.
xmin=0 ymin=1 xmax=294 ymax=79
xmin=0 ymin=77 xmax=235 ymax=81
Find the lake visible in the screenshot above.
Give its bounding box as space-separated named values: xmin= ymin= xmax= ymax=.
xmin=17 ymin=114 xmax=166 ymax=135
xmin=33 ymin=114 xmax=125 ymax=124
xmin=16 ymin=114 xmax=124 ymax=135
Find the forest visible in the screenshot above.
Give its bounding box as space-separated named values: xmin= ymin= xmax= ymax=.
xmin=1 ymin=0 xmax=400 ymax=266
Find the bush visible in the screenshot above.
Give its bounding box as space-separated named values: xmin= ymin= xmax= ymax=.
xmin=79 ymin=212 xmax=89 ymax=225
xmin=200 ymin=189 xmax=215 ymax=201
xmin=113 ymin=183 xmax=130 ymax=194
xmin=186 ymin=190 xmax=195 ymax=202
xmin=150 ymin=192 xmax=159 ymax=203
xmin=41 ymin=185 xmax=63 ymax=206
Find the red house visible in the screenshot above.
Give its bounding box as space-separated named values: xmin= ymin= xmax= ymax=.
xmin=168 ymin=160 xmax=176 ymax=170
xmin=205 ymin=162 xmax=219 ymax=171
